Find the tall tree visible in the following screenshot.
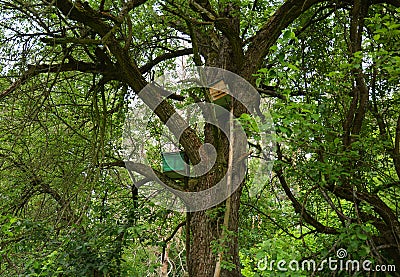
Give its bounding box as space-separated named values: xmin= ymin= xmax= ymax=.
xmin=1 ymin=0 xmax=399 ymax=276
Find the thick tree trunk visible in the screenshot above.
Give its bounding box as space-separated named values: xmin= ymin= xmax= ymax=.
xmin=187 ymin=42 xmax=248 ymax=275
xmin=187 ymin=124 xmax=243 ymax=277
xmin=188 ymin=187 xmax=242 ymax=277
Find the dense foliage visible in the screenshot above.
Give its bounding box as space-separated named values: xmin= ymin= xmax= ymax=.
xmin=0 ymin=0 xmax=399 ymax=276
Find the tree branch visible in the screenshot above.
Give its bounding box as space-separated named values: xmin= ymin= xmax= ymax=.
xmin=243 ymin=202 xmax=317 ymax=239
xmin=49 ymin=0 xmax=112 ymax=37
xmin=162 ymin=221 xmax=186 ymax=263
xmin=276 ymin=144 xmax=338 ymax=234
xmin=257 ymin=88 xmax=285 ymax=100
xmin=49 ymin=0 xmax=204 ymax=165
xmin=40 ymin=37 xmax=103 ymax=45
xmin=276 ymin=169 xmax=338 ymax=234
xmin=118 ymin=0 xmax=149 ymax=21
xmin=243 ymin=0 xmax=322 ymax=81
xmin=188 ymin=0 xmax=217 ymax=21
xmin=164 ymin=221 xmax=186 ymax=244
xmin=0 ymin=61 xmax=119 ymax=100
xmin=103 ymin=160 xmax=186 ymax=192
xmin=139 ymin=48 xmax=193 ymax=73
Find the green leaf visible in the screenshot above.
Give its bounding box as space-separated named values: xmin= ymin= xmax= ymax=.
xmin=278 ymin=53 xmax=285 ymax=63
xmin=283 ymin=30 xmax=291 ymax=39
xmin=357 ymin=232 xmax=368 ymax=240
xmin=287 ymin=63 xmax=300 ymax=71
